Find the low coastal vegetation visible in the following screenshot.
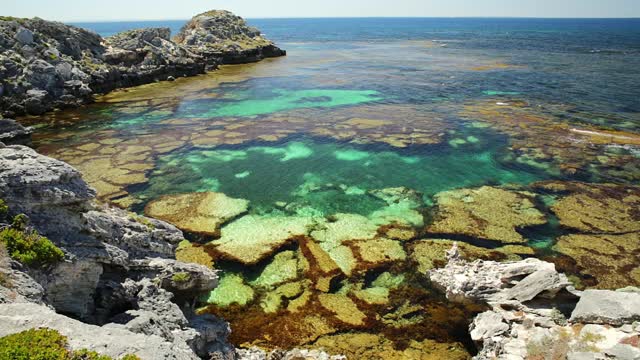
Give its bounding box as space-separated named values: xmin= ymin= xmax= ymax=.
xmin=0 ymin=200 xmax=64 ymax=267
xmin=0 ymin=328 xmax=141 ymax=360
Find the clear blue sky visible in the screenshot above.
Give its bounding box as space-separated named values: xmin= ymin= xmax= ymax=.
xmin=4 ymin=0 xmax=640 ymax=21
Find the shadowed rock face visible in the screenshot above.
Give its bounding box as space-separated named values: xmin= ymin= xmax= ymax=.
xmin=0 ymin=119 xmax=33 ymax=145
xmin=175 ymin=10 xmax=286 ymax=68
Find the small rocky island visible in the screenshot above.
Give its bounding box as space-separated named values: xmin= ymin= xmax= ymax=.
xmin=0 ymin=10 xmax=285 ymax=117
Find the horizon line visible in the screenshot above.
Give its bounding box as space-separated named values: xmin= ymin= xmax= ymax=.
xmin=63 ymin=15 xmax=640 ymax=23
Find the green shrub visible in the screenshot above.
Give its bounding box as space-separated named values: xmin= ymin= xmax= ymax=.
xmin=0 ymin=228 xmax=64 ymax=267
xmin=0 ymin=328 xmax=141 ymax=360
xmin=171 ymin=272 xmax=191 ymax=283
xmin=0 ymin=328 xmax=69 ymax=360
xmin=120 ymin=355 xmax=141 ymax=360
xmin=70 ymin=349 xmax=111 ymax=360
xmin=11 ymin=214 xmax=29 ymax=231
xmin=0 ymin=199 xmax=8 ymax=220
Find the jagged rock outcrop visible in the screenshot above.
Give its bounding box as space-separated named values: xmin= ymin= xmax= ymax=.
xmin=429 ymin=244 xmax=640 ymax=360
xmin=0 ymin=11 xmax=283 ymax=116
xmin=0 ymin=118 xmax=33 ymax=145
xmin=0 ymin=144 xmax=235 ymax=359
xmin=175 ymin=10 xmax=285 ymax=68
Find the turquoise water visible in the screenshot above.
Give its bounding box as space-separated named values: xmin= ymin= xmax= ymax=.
xmin=137 ymin=134 xmax=547 ymax=215
xmin=181 ymin=89 xmax=382 ymax=118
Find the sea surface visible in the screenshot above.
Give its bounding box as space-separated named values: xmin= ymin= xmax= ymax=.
xmin=25 ymin=18 xmax=640 ymax=358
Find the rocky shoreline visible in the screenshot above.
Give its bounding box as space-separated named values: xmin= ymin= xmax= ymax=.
xmin=0 ymin=122 xmax=338 ymax=359
xmin=0 ymin=10 xmax=285 ymax=117
xmin=429 ymin=244 xmax=640 ymax=360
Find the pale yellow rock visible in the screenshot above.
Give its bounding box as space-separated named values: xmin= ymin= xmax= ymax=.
xmin=145 ymin=192 xmax=249 ymax=236
xmin=318 ymin=293 xmax=366 ymax=326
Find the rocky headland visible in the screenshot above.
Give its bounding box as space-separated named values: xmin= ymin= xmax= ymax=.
xmin=0 ymin=10 xmax=285 ymax=117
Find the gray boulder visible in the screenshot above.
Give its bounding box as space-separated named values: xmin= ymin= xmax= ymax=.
xmin=570 ymin=289 xmax=640 ymax=326
xmin=0 ymin=145 xmax=95 ymax=213
xmin=0 ymin=118 xmax=33 ymax=145
xmin=14 ymin=27 xmax=33 ymax=45
xmin=428 ymin=243 xmax=574 ymax=305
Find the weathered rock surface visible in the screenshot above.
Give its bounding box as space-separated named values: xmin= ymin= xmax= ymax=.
xmin=0 ymin=302 xmax=199 ymax=359
xmin=0 ymin=11 xmax=283 ymax=116
xmin=0 ymin=144 xmax=234 ymax=359
xmin=429 ymin=243 xmax=572 ymax=305
xmin=175 ymin=10 xmax=285 ymax=68
xmin=429 ymin=244 xmax=640 ymax=360
xmin=570 ymin=289 xmax=640 ymax=326
xmin=0 ymin=118 xmax=33 ymax=145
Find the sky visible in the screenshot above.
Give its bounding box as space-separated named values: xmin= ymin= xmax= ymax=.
xmin=3 ymin=0 xmax=640 ymax=21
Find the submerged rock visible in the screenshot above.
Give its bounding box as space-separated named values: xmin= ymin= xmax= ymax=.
xmin=145 ymin=191 xmax=249 ymax=238
xmin=538 ymin=181 xmax=640 ymax=234
xmin=211 ymin=215 xmax=316 ymax=264
xmin=312 ymin=332 xmax=469 ymax=360
xmin=427 ymin=186 xmax=546 ymax=244
xmin=536 ymin=181 xmax=640 ymax=288
xmin=554 ymin=233 xmax=640 ymax=289
xmin=175 ymin=10 xmax=285 ymax=68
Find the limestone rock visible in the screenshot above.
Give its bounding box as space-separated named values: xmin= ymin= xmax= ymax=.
xmin=235 ymin=347 xmax=345 ymax=360
xmin=0 ymin=119 xmax=33 ymax=145
xmin=0 ymin=8 xmax=282 ymax=117
xmin=427 ymin=186 xmax=546 ymax=244
xmin=428 ymin=243 xmax=572 ymax=305
xmin=130 ymin=258 xmax=218 ymax=294
xmin=175 ymin=10 xmax=285 ymax=67
xmin=469 ymin=311 xmax=509 ymax=342
xmin=0 ymin=302 xmax=199 ymax=359
xmin=0 ymin=145 xmax=95 ymax=213
xmin=570 ymin=290 xmax=640 ymax=326
xmin=428 ymin=245 xmax=640 ymax=360
xmin=145 ymin=192 xmax=249 ymax=237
